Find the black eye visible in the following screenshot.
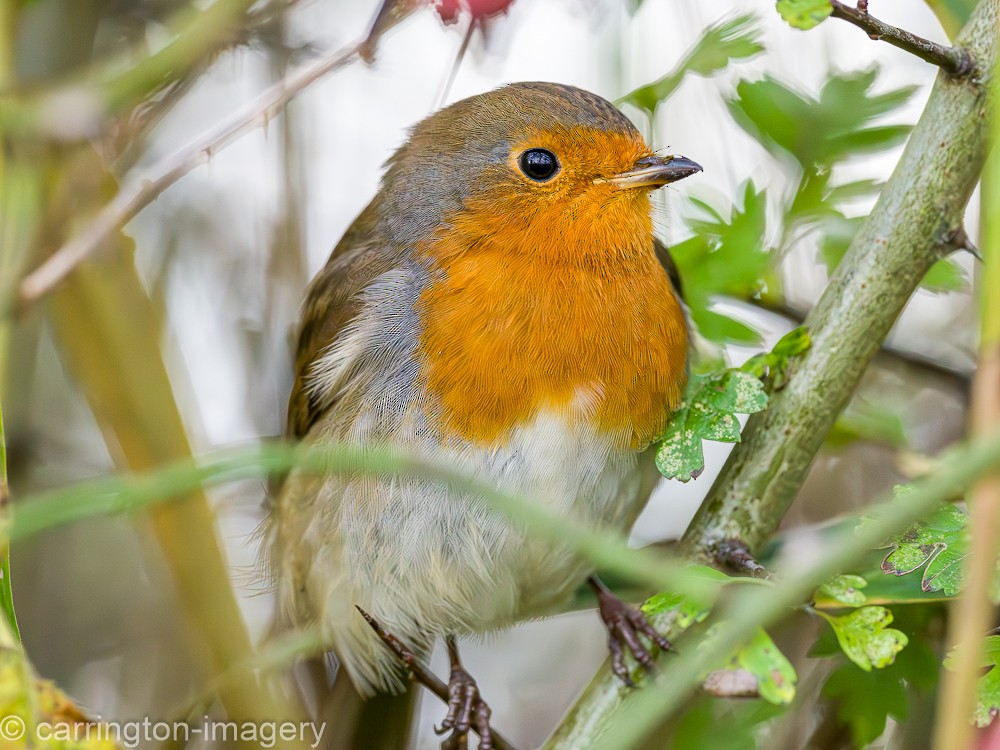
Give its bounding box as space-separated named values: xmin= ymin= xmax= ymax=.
xmin=518 ymin=148 xmax=559 ymax=182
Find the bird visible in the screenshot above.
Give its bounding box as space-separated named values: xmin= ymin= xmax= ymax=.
xmin=266 ymin=81 xmax=700 ymax=749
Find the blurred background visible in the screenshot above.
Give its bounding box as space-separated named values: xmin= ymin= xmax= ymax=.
xmin=1 ymin=0 xmax=981 ymax=747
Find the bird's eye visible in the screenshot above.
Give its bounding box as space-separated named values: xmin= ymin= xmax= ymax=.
xmin=518 ymin=148 xmax=559 ymax=182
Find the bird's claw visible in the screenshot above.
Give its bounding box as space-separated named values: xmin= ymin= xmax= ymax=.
xmin=357 ymin=607 xmax=498 ymax=750
xmin=589 ymin=576 xmax=672 ymax=686
xmin=436 ymin=640 xmax=494 ymax=750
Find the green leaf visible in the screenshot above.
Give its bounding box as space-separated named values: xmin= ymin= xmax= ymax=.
xmin=691 ymin=308 xmax=761 ymax=344
xmin=656 ymin=370 xmax=768 ymax=482
xmin=655 ymin=330 xmax=808 ymax=481
xmin=776 ymin=0 xmax=833 ymax=29
xmin=818 ymin=606 xmax=909 ymax=671
xmin=694 ymin=410 xmax=742 ymax=442
xmin=825 ymin=178 xmax=885 ymax=203
xmin=740 ymin=326 xmax=811 ymax=390
xmin=643 ymin=565 xmax=765 ymax=626
xmin=656 ymin=417 xmax=707 ymax=482
xmin=670 ymin=700 xmax=760 ymax=750
xmin=699 ymin=371 xmax=769 ymax=414
xmin=972 ymin=669 xmax=1000 ymax=727
xmin=619 ymin=14 xmax=764 ymax=115
xmin=736 ymin=628 xmax=798 ymax=704
xmin=825 ymin=124 xmax=912 ymax=157
xmin=818 ymin=574 xmax=869 ymax=606
xmin=819 ymin=606 xmax=939 ymax=744
xmin=922 ymin=257 xmax=968 ymax=293
xmin=771 ymin=326 xmax=811 ymax=360
xmin=727 ymin=70 xmax=916 ymax=169
xmin=868 ymin=502 xmax=969 ymax=596
xmin=822 ymin=661 xmax=909 ymax=745
xmin=671 ymin=182 xmax=771 ymax=345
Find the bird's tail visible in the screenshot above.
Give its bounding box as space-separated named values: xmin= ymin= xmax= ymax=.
xmin=301 ymin=655 xmax=419 ymax=750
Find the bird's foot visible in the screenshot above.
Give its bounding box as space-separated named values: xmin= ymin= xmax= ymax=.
xmin=435 ymin=637 xmax=493 ymax=750
xmin=589 ymin=575 xmax=672 ymax=687
xmin=356 ymin=607 xmax=501 ymax=750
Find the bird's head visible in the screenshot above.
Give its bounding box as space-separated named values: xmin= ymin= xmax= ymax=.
xmin=379 ymin=82 xmax=701 ymax=263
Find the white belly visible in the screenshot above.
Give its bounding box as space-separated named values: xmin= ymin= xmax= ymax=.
xmin=270 ymin=409 xmax=656 ymax=695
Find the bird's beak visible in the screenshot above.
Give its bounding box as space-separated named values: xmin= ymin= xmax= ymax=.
xmin=601 ymin=155 xmax=703 ymax=189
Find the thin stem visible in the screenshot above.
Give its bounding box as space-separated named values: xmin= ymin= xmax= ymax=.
xmin=829 ymin=0 xmax=976 ymax=76
xmin=434 ymin=16 xmax=476 ymax=109
xmin=0 ymin=399 xmax=18 ymax=644
xmin=12 ymin=442 xmax=720 ymax=604
xmin=932 ymin=56 xmax=1000 ymax=750
xmin=0 ymin=0 xmax=20 ymax=647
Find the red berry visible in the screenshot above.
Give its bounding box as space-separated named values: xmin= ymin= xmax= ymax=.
xmin=432 ymin=0 xmax=515 ymax=23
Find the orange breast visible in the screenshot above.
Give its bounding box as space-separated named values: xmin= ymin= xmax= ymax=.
xmin=415 ymin=188 xmax=688 ymax=451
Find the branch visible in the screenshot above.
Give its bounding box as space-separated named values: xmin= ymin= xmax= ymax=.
xmin=744 ymin=296 xmax=973 ymax=383
xmin=679 ymin=0 xmax=995 ymax=563
xmin=830 ymin=0 xmax=976 ymax=76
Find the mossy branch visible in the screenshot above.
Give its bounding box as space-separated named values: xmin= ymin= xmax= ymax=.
xmin=679 ymin=0 xmax=996 ymax=563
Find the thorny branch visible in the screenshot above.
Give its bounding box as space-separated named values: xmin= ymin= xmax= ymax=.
xmin=830 ymin=0 xmax=976 ymax=76
xmin=16 ymin=42 xmax=362 ymax=307
xmin=16 ymin=0 xmax=416 ymax=308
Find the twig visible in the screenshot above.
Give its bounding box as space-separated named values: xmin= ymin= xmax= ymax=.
xmin=434 ymin=16 xmax=477 ymax=109
xmin=16 ymin=40 xmax=362 ymax=307
xmin=829 ymin=0 xmax=975 ymax=77
xmin=746 ymin=296 xmax=974 ymax=381
xmin=946 ymin=225 xmax=983 ymax=261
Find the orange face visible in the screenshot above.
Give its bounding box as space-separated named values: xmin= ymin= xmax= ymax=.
xmin=414 ymin=124 xmax=690 ymax=450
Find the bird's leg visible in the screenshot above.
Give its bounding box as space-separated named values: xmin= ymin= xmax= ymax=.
xmin=356 ymin=607 xmax=502 ymax=750
xmin=436 ymin=636 xmax=494 ymax=750
xmin=588 ymin=574 xmax=673 ymax=687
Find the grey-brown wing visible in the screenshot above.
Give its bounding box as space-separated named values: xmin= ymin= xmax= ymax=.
xmin=286 ymin=199 xmax=398 ymax=438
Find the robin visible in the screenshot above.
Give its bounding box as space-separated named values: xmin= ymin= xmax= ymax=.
xmin=268 ymin=81 xmax=700 ymax=748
